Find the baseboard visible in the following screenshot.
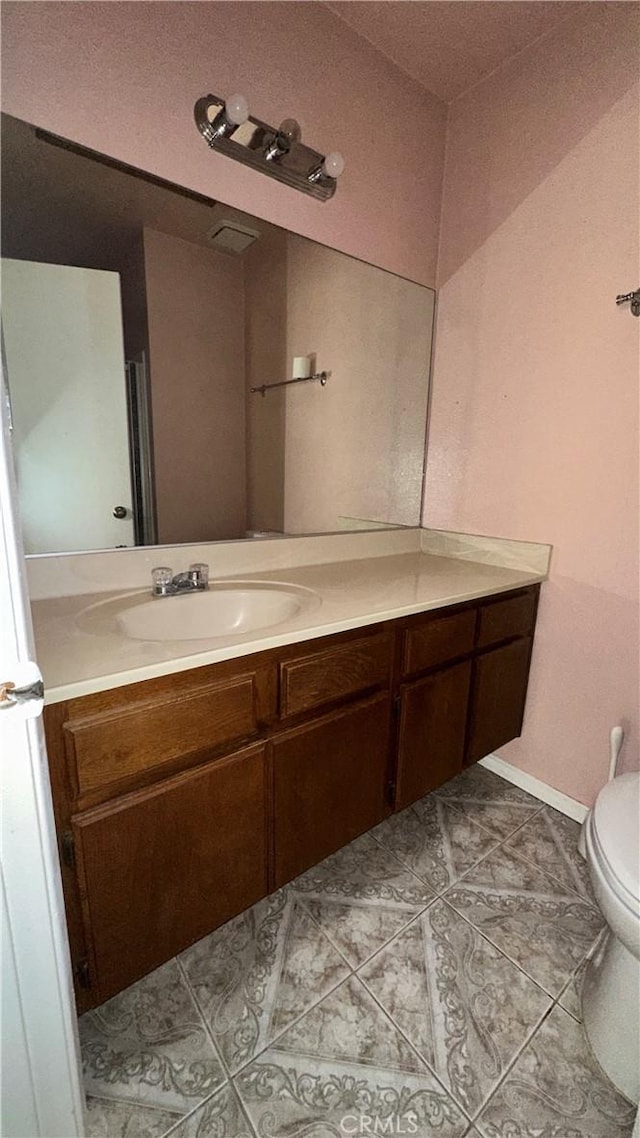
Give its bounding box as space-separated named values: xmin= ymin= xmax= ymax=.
xmin=479 ymin=754 xmax=589 ymax=823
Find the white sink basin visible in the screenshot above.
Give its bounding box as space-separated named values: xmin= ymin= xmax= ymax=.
xmin=79 ymin=582 xmax=321 ymax=642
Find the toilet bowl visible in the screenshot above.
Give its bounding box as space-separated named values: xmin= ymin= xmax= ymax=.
xmin=583 ymin=771 xmax=640 ymax=1103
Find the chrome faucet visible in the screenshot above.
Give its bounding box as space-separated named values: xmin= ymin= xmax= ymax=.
xmin=151 ymin=563 xmax=209 ymax=597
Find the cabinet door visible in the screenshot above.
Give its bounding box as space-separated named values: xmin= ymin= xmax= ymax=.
xmin=395 ymin=661 xmax=471 ymax=811
xmin=273 ymin=695 xmax=391 ymax=888
xmin=466 ymin=638 xmax=533 ymax=765
xmin=73 ymin=742 xmax=268 ymax=1004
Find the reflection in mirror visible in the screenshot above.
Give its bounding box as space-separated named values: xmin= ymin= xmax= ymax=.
xmin=1 ymin=114 xmax=435 ymax=555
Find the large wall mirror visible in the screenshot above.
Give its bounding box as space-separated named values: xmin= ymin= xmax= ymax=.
xmin=1 ymin=114 xmax=435 ymax=555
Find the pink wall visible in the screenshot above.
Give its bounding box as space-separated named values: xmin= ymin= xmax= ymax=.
xmin=1 ymin=1 xmax=446 ymax=288
xmin=424 ymin=3 xmax=639 ymax=805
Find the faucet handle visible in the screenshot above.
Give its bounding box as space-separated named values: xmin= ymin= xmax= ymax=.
xmin=189 ymin=562 xmax=209 ymax=587
xmin=151 ymin=566 xmax=173 ymax=595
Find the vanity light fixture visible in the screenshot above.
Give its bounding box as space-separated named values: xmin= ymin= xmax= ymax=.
xmin=194 ymin=92 xmax=345 ymax=201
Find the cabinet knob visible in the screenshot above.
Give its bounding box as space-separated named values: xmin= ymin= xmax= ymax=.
xmin=113 ymin=506 xmax=128 ymax=519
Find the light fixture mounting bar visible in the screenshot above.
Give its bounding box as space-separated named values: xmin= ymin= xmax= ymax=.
xmin=194 ymin=94 xmax=340 ymax=202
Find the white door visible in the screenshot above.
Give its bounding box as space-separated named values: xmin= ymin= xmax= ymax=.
xmin=1 ymin=258 xmax=134 ymax=553
xmin=0 ymin=369 xmax=85 ymax=1134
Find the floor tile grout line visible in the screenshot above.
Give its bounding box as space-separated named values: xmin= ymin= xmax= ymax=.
xmin=219 ymin=962 xmax=354 ymax=1081
xmin=174 ymin=891 xmax=353 ymax=1083
xmin=360 ymin=827 xmax=444 ymax=894
xmin=353 ymin=905 xmax=427 ymax=978
xmin=271 ymin=889 xmax=323 ymax=1039
xmin=159 ymin=1082 xmax=261 ymax=1138
xmin=468 ymin=999 xmax=559 ymax=1128
xmin=368 ymin=830 xmax=449 ymax=895
xmin=422 ymin=776 xmax=599 ymax=921
xmin=428 ymin=829 xmax=516 ymax=896
xmin=252 ymin=960 xmax=478 ymax=1131
xmin=369 ymin=802 xmax=530 ymax=898
xmin=291 ymin=891 xmax=359 ymax=970
xmin=501 ymin=836 xmax=598 ymax=910
xmin=159 ymin=1095 xmax=221 ymax=1138
xmin=438 ymin=891 xmax=565 ymax=1002
xmin=434 ymin=798 xmax=549 ymax=860
xmin=293 ymin=829 xmax=436 ymax=904
xmin=292 ymin=888 xmax=433 ymax=974
xmin=435 ymin=793 xmax=546 ymax=838
xmin=222 ymin=1080 xmax=262 ymax=1138
xmin=83 ymin=1090 xmax=186 ymax=1120
xmin=80 ymin=959 xmax=229 ymax=1135
xmin=175 ymin=954 xmax=232 ymax=1081
xmin=493 ymin=840 xmax=602 ymax=913
xmin=175 ymin=884 xmax=435 ymax=1087
xmin=231 ymin=1070 xmax=264 ymax=1138
xmin=436 ymin=894 xmax=556 ymax=1003
xmin=551 ymin=927 xmax=607 ymax=1024
xmin=441 ymin=818 xmax=602 ymax=918
xmin=469 ymin=984 xmax=556 ymax=1123
xmin=355 ymin=896 xmax=556 ymax=1121
xmin=473 ymin=999 xmax=638 ymax=1126
xmin=352 ymin=970 xmax=474 ymax=1130
xmin=446 ymin=894 xmax=603 ymax=1014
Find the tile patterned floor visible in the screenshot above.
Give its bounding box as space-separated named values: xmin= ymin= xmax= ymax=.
xmin=79 ymin=765 xmax=636 ymax=1138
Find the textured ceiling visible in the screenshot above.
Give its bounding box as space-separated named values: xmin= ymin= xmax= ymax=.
xmin=325 ymin=2 xmax=586 ymax=102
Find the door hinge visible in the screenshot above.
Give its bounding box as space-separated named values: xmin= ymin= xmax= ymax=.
xmin=386 ymin=776 xmax=397 ymax=806
xmin=392 ymin=693 xmax=401 ymax=715
xmin=61 ymin=830 xmax=75 ymax=870
xmin=75 ymin=959 xmax=91 ymax=990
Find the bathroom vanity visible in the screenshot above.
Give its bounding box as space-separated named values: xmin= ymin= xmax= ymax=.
xmin=39 ymin=562 xmax=540 ymax=1011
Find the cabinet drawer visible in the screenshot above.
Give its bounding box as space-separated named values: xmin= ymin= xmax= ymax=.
xmin=477 ymin=589 xmax=537 ymax=649
xmin=402 ymin=608 xmax=476 ymax=677
xmin=279 ymin=631 xmax=392 ymax=719
xmin=65 ymin=670 xmax=267 ymax=796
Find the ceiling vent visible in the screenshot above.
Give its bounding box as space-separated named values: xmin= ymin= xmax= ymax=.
xmin=206 ymin=220 xmax=260 ymax=254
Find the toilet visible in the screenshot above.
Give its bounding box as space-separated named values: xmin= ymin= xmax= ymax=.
xmin=582 ymin=770 xmax=640 ymax=1104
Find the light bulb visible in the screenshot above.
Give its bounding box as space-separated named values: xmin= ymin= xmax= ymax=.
xmin=278 ymin=118 xmax=302 ymax=145
xmin=225 ymin=93 xmax=249 ymax=127
xmin=323 ymin=151 xmax=345 ymax=179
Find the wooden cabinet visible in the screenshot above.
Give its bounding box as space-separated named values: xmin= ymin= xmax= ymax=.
xmin=476 ymin=589 xmax=536 ymax=649
xmin=401 ymin=609 xmax=475 ymax=677
xmin=279 ymin=629 xmax=392 ymax=720
xmin=73 ymin=743 xmax=268 ymax=1003
xmin=395 ymin=662 xmax=472 ymax=810
xmin=394 ymin=586 xmax=539 ymax=799
xmin=273 ymin=695 xmax=391 ymax=887
xmin=466 ymin=637 xmax=533 ymax=765
xmin=43 ymin=585 xmax=539 ymax=1010
xmin=64 ymin=668 xmax=273 ymax=800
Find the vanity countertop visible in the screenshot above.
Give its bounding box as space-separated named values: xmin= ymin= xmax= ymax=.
xmin=31 ymin=551 xmax=547 ymax=704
